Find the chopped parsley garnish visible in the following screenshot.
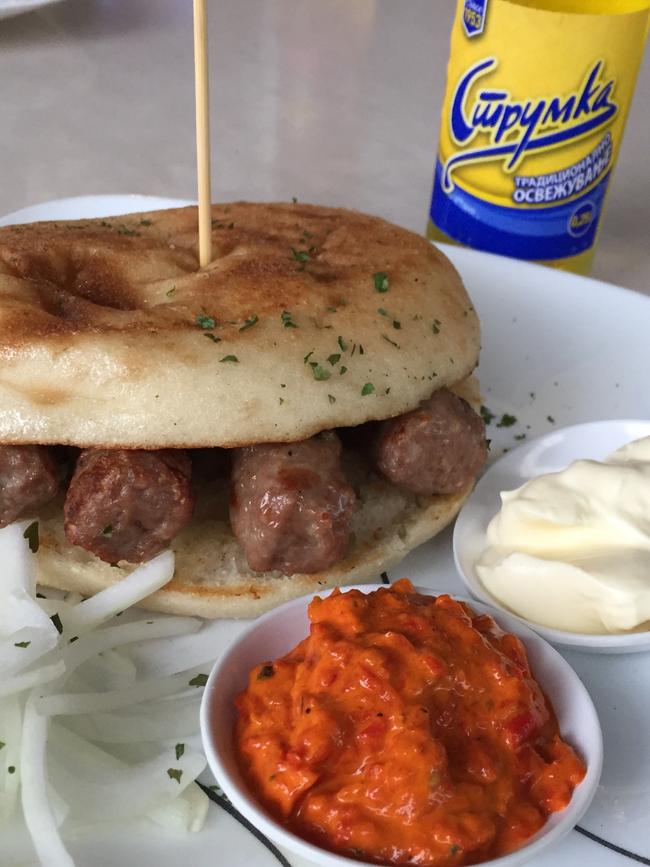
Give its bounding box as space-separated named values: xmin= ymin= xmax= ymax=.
xmin=337 ymin=336 xmax=348 ymax=352
xmin=291 ymin=247 xmax=311 ymax=270
xmin=196 ymin=314 xmax=216 ymax=330
xmin=310 ymin=362 xmax=331 ymax=381
xmin=497 ymin=413 xmax=517 ymax=428
xmin=340 ymin=366 xmax=348 ymax=375
xmin=167 ymin=768 xmax=183 ymax=784
xmin=304 ymin=350 xmax=314 ymax=364
xmin=257 ymin=664 xmax=275 ymax=680
xmin=382 ymin=335 xmax=400 ymax=348
xmin=327 ymin=353 xmax=341 ymax=366
xmin=432 ymin=319 xmax=441 ymax=335
xmin=69 ymin=636 xmax=79 ymax=644
xmin=361 ymin=383 xmax=376 ymax=396
xmin=328 ymin=394 xmax=336 ymax=404
xmin=281 ymin=310 xmax=297 ymax=328
xmin=166 ymin=286 xmax=176 ymax=297
xmin=480 ymin=406 xmax=495 ymax=425
xmin=50 ymin=613 xmax=63 ymax=634
xmin=189 ymin=673 xmax=208 ymax=687
xmin=175 ymin=743 xmax=185 ymax=761
xmin=377 ymin=307 xmax=400 ymax=329
xmin=449 ymin=844 xmax=462 ymax=856
xmin=373 ymin=272 xmax=389 ymax=293
xmin=0 ymin=742 xmax=4 ymax=751
xmin=239 ymin=314 xmax=259 ymax=332
xmin=7 ymin=766 xmax=15 ymax=775
xmin=547 ymin=414 xmax=556 ymax=423
xmin=23 ymin=521 xmax=39 ymax=553
xmin=101 ymin=525 xmax=113 ymax=537
xmin=14 ymin=641 xmax=30 ymax=648
xmin=219 ymin=355 xmax=239 ymax=363
xmin=204 ymin=333 xmax=221 ymax=343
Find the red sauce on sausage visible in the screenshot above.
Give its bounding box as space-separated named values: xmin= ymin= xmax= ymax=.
xmin=234 ymin=580 xmax=586 ymax=865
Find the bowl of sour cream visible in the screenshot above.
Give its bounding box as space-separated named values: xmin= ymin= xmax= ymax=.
xmin=453 ymin=419 xmax=650 ymax=653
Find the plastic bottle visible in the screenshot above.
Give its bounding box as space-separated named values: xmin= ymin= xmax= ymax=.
xmin=427 ymin=0 xmax=650 ymax=274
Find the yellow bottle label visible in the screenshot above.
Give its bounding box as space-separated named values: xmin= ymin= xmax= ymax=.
xmin=428 ymin=0 xmax=650 ymax=271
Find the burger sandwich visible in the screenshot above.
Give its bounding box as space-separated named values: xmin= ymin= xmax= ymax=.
xmin=0 ymin=203 xmax=486 ymax=617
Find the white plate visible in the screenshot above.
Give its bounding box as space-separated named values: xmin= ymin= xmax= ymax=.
xmin=453 ymin=419 xmax=650 ymax=653
xmin=2 ymin=195 xmax=650 ymax=867
xmin=0 ymin=0 xmax=64 ymax=21
xmin=201 ymin=584 xmax=603 ymax=867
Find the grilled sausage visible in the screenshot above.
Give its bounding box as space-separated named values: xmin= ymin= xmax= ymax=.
xmin=0 ymin=445 xmax=59 ymax=527
xmin=230 ymin=433 xmax=356 ymax=575
xmin=64 ymin=449 xmax=194 ymax=563
xmin=373 ymin=388 xmax=487 ymax=495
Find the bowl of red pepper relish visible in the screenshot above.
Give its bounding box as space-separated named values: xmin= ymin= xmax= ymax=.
xmin=201 ymin=581 xmax=602 ymax=867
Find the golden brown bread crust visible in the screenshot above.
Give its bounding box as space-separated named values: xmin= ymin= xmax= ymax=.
xmin=0 ymin=203 xmax=480 ymax=448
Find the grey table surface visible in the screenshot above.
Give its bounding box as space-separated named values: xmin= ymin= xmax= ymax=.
xmin=1 ymin=0 xmax=648 ymax=293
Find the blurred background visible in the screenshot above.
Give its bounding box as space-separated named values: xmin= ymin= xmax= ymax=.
xmin=0 ymin=0 xmax=648 ymax=291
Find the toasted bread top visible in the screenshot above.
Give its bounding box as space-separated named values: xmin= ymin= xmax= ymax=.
xmin=0 ymin=203 xmax=479 ymax=447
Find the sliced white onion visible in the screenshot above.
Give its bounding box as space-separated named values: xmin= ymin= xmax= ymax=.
xmin=1 ymin=535 xmax=214 ymax=863
xmin=0 ymin=629 xmax=60 ymax=680
xmin=75 ymin=648 xmax=138 ymax=692
xmin=60 ymin=550 xmax=175 ymax=636
xmin=0 ymin=521 xmax=58 ymax=676
xmin=37 ymin=668 xmax=207 ymax=716
xmin=61 ymin=615 xmax=200 ymax=681
xmin=0 ymin=660 xmax=66 ymax=699
xmin=48 ymin=783 xmax=70 ymax=829
xmin=63 ymin=694 xmax=203 ymax=744
xmin=126 ymin=616 xmax=247 ymax=678
xmin=0 ymin=695 xmax=22 ymax=825
xmin=20 ymin=694 xmax=74 ymax=867
xmin=147 ymin=783 xmax=210 ymax=833
xmin=48 ymin=724 xmax=206 ymax=822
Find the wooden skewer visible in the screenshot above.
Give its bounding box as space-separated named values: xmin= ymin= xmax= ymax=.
xmin=193 ymin=0 xmax=212 ymax=268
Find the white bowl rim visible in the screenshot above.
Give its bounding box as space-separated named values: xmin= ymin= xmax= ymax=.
xmin=200 ymin=582 xmax=603 ymax=867
xmin=453 ymin=418 xmax=650 ymax=652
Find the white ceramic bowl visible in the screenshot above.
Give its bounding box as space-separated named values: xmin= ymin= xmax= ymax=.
xmin=454 ymin=419 xmax=650 ymax=654
xmin=200 ymin=583 xmax=602 ymax=867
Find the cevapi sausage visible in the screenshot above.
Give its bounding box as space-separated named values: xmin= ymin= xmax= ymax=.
xmin=230 ymin=433 xmax=356 ymax=575
xmin=64 ymin=449 xmax=194 ymax=563
xmin=0 ymin=445 xmax=59 ymax=527
xmin=373 ymin=388 xmax=487 ymax=495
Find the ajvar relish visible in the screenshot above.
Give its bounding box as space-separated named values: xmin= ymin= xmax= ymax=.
xmin=234 ymin=581 xmax=585 ymax=865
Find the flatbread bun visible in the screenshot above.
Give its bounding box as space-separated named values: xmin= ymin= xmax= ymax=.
xmin=0 ymin=202 xmax=479 ymax=448
xmin=34 ymin=377 xmax=481 ymax=619
xmin=0 ymin=202 xmax=483 ymax=617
